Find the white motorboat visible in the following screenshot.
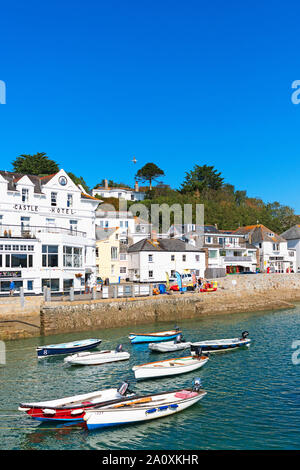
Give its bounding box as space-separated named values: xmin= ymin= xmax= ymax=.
xmin=132 ymin=353 xmax=209 ymax=380
xmin=64 ymin=344 xmax=130 ymax=366
xmin=190 ymin=331 xmax=251 ymax=353
xmin=149 ymin=340 xmax=191 ymax=353
xmin=84 ymin=379 xmax=206 ymax=430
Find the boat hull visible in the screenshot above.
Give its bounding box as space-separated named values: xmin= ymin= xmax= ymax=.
xmin=36 ymin=339 xmax=102 ymax=358
xmin=149 ymin=342 xmax=191 ymax=353
xmin=133 ymin=356 xmax=209 ymax=380
xmin=18 ymin=388 xmax=122 ymax=422
xmin=64 ymin=350 xmax=130 ymax=366
xmin=129 ymin=330 xmax=182 ymax=344
xmin=191 ymin=338 xmax=251 ymax=353
xmin=84 ymin=390 xmax=206 ymax=430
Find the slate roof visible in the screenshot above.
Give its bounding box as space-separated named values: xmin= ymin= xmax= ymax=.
xmin=234 ymin=224 xmax=286 ymax=243
xmin=128 ymin=238 xmax=204 ymax=253
xmin=281 ymin=225 xmax=300 ymax=240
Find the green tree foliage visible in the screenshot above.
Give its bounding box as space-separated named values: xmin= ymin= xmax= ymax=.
xmin=67 ymin=172 xmax=90 ymax=193
xmin=180 ymin=164 xmax=224 ymax=193
xmin=12 ymin=153 xmax=59 ymax=176
xmin=135 ymin=163 xmax=165 ymax=190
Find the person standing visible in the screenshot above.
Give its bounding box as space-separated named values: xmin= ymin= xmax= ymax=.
xmin=9 ymin=280 xmax=15 ymax=296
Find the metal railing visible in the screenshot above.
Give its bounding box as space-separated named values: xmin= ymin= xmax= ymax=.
xmin=0 ymin=224 xmax=87 ymax=239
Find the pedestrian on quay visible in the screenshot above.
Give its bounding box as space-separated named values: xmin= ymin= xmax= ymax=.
xmin=9 ymin=280 xmax=15 ymax=296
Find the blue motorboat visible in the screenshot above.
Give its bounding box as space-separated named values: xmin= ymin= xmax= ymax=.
xmin=129 ymin=329 xmax=182 ymax=344
xmin=36 ymin=338 xmax=102 ymax=358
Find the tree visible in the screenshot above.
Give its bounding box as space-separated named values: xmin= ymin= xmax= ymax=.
xmin=135 ymin=163 xmax=165 ymax=190
xmin=180 ymin=164 xmax=224 ymax=193
xmin=12 ymin=152 xmax=59 ymax=176
xmin=68 ymin=172 xmax=90 ymax=193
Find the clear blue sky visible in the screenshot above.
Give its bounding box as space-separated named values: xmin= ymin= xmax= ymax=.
xmin=1 ymin=0 xmax=300 ymax=210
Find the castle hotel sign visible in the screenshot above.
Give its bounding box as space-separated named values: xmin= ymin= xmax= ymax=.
xmin=13 ymin=204 xmax=76 ymax=215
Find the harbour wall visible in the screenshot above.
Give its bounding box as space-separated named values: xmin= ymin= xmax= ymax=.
xmin=1 ymin=274 xmax=300 ymax=340
xmin=39 ymin=274 xmax=300 ymax=336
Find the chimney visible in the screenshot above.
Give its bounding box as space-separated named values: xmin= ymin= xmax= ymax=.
xmin=151 ymin=229 xmax=158 ymax=242
xmin=104 ymin=179 xmax=108 ymax=189
xmin=134 ymin=181 xmax=139 ymax=192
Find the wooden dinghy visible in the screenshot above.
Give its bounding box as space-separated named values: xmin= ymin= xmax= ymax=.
xmin=149 ymin=334 xmax=191 ymax=353
xmin=129 ymin=329 xmax=182 ymax=344
xmin=132 ymin=350 xmax=209 ymax=380
xmin=83 ymin=379 xmax=206 ymax=430
xmin=18 ymin=381 xmax=135 ymax=423
xmin=64 ymin=344 xmax=130 ymax=366
xmin=36 ymin=338 xmax=102 ymax=358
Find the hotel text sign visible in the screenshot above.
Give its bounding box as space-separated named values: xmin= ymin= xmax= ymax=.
xmin=13 ymin=204 xmax=75 ymax=215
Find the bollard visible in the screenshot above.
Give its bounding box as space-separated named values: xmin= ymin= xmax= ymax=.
xmin=20 ymin=287 xmax=25 ymax=308
xmin=92 ymin=287 xmax=96 ymax=300
xmin=149 ymin=283 xmax=153 ymax=296
xmin=43 ymin=286 xmax=48 ymax=301
xmin=131 ymin=284 xmax=135 ymax=297
xmin=70 ymin=287 xmax=74 ymax=302
xmin=113 ymin=286 xmax=117 ymax=299
xmin=46 ymin=287 xmax=51 ymax=302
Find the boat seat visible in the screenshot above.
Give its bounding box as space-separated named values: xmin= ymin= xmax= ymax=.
xmin=175 ymin=391 xmax=198 ymax=399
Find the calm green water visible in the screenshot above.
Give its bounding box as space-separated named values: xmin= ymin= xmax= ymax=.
xmin=0 ymin=307 xmax=300 ymax=450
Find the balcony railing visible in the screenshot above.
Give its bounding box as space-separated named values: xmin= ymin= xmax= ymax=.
xmin=224 ymin=256 xmax=253 ymax=262
xmin=0 ymin=224 xmax=87 ymax=239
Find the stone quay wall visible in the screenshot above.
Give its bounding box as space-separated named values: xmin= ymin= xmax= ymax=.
xmin=40 ymin=274 xmax=300 ymax=336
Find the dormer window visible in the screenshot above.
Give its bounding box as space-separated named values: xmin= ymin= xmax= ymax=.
xmin=22 ymin=188 xmax=29 ymax=202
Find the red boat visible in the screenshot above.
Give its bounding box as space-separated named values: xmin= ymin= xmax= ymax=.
xmin=18 ymin=382 xmax=133 ymax=422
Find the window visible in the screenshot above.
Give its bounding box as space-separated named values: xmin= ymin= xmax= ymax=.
xmin=69 ymin=220 xmax=78 ymax=234
xmin=120 ymin=221 xmax=123 ymax=227
xmin=171 ymin=254 xmax=175 ymax=261
xmin=51 ymin=192 xmax=57 ymax=207
xmin=120 ymin=267 xmax=126 ymax=273
xmin=273 ymin=243 xmax=280 ymax=251
xmin=63 ymin=279 xmax=74 ymax=292
xmin=218 ymin=238 xmax=224 ymax=245
xmin=148 ymin=270 xmax=154 ymax=278
xmin=206 ymin=236 xmax=212 ymax=244
xmin=209 ymin=250 xmax=218 ymax=258
xmin=111 ymin=246 xmax=118 ymax=260
xmin=148 ymin=254 xmax=153 ymax=262
xmin=42 ymin=278 xmax=60 ymax=292
xmin=96 ymin=248 xmax=99 ymax=258
xmin=67 ymin=194 xmax=73 ymax=207
xmin=195 ymin=255 xmax=200 ymax=262
xmin=22 ymin=188 xmax=29 ymax=202
xmin=120 ymin=253 xmax=127 ymax=261
xmin=289 ymin=251 xmax=295 ymax=257
xmin=27 ymin=280 xmax=33 ymax=291
xmin=125 ymin=221 xmax=128 ymax=228
xmin=4 ymin=253 xmax=33 ymax=268
xmin=63 ymin=246 xmax=82 ymax=267
xmin=182 ymin=254 xmax=186 ymax=261
xmin=42 ymin=245 xmax=59 ymax=267
xmin=21 ymin=217 xmax=30 ymax=233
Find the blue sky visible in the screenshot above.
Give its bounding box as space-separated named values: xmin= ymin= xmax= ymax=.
xmin=1 ymin=1 xmax=300 ymax=210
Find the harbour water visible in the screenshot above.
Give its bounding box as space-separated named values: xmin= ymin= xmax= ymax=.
xmin=0 ymin=306 xmax=300 ymax=450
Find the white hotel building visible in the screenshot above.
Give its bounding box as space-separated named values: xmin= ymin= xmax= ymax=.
xmin=0 ymin=169 xmax=99 ymax=295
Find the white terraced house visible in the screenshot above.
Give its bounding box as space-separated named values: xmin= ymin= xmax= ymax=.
xmin=127 ymin=238 xmax=206 ymax=283
xmin=235 ymin=224 xmax=296 ymax=273
xmin=168 ymin=224 xmax=258 ymax=276
xmin=0 ymin=169 xmax=99 ymax=295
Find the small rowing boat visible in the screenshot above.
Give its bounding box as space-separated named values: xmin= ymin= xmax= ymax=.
xmin=64 ymin=344 xmax=130 ymax=366
xmin=36 ymin=338 xmax=102 ymax=358
xmin=83 ymin=379 xmax=206 ymax=430
xmin=132 ymin=351 xmax=209 ymax=380
xmin=129 ymin=329 xmax=182 ymax=344
xmin=190 ymin=331 xmax=251 ymax=353
xmin=149 ymin=334 xmax=191 ymax=353
xmin=18 ymin=381 xmax=134 ymax=422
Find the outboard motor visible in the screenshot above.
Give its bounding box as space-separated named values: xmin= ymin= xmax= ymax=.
xmin=241 ymin=331 xmax=249 ymax=340
xmin=192 ymin=378 xmax=202 ymax=392
xmin=190 ymin=345 xmax=203 ymax=357
xmin=115 ymin=344 xmax=123 ymax=353
xmin=117 ymin=381 xmax=130 ymax=396
xmin=175 ymin=325 xmax=180 ymax=332
xmin=175 ymin=334 xmax=183 ymax=344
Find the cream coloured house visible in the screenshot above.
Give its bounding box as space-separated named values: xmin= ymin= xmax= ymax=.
xmin=95 ymin=227 xmax=121 ymax=283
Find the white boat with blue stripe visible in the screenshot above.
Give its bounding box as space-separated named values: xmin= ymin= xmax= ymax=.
xmin=84 ymin=379 xmax=206 ymax=430
xmin=36 ymin=338 xmax=102 ymax=358
xmin=190 ymin=331 xmax=251 ymax=353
